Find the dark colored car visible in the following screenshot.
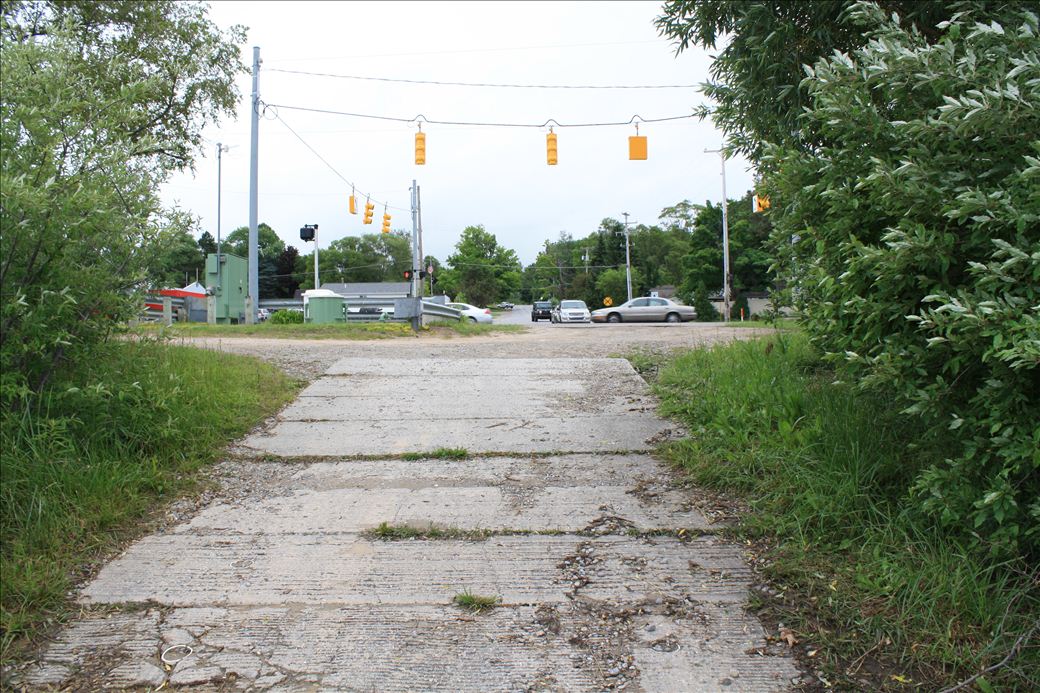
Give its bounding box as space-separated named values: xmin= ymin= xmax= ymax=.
xmin=531 ymin=301 xmax=553 ymax=322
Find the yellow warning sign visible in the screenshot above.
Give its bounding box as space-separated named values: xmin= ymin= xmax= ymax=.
xmin=603 ymin=297 xmax=613 ymax=307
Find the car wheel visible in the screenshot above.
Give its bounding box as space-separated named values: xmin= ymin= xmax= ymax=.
xmin=665 ymin=312 xmax=681 ymax=323
xmin=469 ymin=316 xmax=477 ymax=323
xmin=607 ymin=313 xmax=622 ymax=323
xmin=531 ymin=316 xmax=537 ymax=322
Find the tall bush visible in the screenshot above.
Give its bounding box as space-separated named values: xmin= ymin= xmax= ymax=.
xmin=658 ymin=0 xmax=1039 ymax=557
xmin=0 ymin=2 xmax=244 ymax=402
xmin=767 ymin=5 xmax=1040 ymax=556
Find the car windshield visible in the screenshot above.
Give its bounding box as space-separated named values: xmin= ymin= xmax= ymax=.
xmin=560 ymin=301 xmax=586 ymax=310
xmin=535 ymin=302 xmax=551 ymax=308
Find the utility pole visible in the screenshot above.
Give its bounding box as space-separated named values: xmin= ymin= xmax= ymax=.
xmin=621 ymin=212 xmax=634 ymax=304
xmin=215 ymin=142 xmax=229 ymax=299
xmin=583 ymin=247 xmax=589 ymax=274
xmin=410 ymin=180 xmax=420 ymax=299
xmin=416 ymin=185 xmax=425 ymax=298
xmin=705 ymin=147 xmax=731 ymax=321
xmin=247 ymin=46 xmax=261 ymax=324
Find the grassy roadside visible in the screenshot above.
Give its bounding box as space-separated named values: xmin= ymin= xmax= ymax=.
xmin=0 ymin=341 xmax=299 ymax=661
xmin=640 ymin=334 xmax=1038 ymax=691
xmin=134 ymin=320 xmax=524 ymax=339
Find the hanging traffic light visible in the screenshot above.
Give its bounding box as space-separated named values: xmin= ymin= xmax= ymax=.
xmin=546 ymin=130 xmax=558 ymax=166
xmin=415 ymin=130 xmax=426 ymax=165
xmin=363 ymin=199 xmax=374 ymax=224
xmin=629 ymin=123 xmax=647 ymax=160
xmin=349 ymin=194 xmax=357 ymax=215
xmin=382 ymin=212 xmax=391 ymax=234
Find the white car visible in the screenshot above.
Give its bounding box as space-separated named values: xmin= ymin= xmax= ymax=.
xmin=551 ymin=299 xmax=591 ymax=324
xmin=447 ymin=302 xmax=493 ymax=324
xmin=256 ymin=308 xmax=270 ymax=322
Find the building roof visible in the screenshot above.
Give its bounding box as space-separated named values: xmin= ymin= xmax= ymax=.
xmin=320 ymin=282 xmax=411 ymax=297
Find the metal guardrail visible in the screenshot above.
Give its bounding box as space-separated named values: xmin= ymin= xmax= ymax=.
xmin=258 ymin=297 xmax=462 ymax=323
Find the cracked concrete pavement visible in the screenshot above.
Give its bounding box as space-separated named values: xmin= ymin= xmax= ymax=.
xmin=16 ymin=323 xmax=800 ymax=691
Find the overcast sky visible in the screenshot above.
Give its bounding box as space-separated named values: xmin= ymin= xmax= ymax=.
xmin=160 ymin=0 xmax=753 ymax=266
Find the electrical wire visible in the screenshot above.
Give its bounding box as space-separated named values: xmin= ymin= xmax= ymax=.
xmin=268 ymin=108 xmax=412 ymax=213
xmin=265 ymin=68 xmax=698 ymax=90
xmin=262 ymin=102 xmax=695 ymax=129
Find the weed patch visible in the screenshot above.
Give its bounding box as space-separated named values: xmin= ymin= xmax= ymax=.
xmin=453 ymin=589 xmax=500 ymax=613
xmin=401 ymin=447 xmax=469 ymax=461
xmin=652 ymin=334 xmax=1039 ymax=690
xmin=0 ymin=341 xmax=298 ymax=660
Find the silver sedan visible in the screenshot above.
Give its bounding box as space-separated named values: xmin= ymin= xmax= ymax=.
xmin=590 ymin=297 xmax=696 ymax=323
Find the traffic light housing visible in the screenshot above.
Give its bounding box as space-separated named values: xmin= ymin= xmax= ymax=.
xmin=299 ymin=225 xmax=315 ymax=241
xmin=629 ymin=135 xmax=647 ymax=160
xmin=415 ymin=131 xmax=426 ymax=165
xmin=546 ymin=131 xmax=558 ymax=165
xmin=363 ymin=200 xmax=374 ymax=224
xmin=754 ymin=194 xmax=771 ymax=212
xmin=382 ymin=213 xmax=391 ymax=234
xmin=349 ymin=194 xmax=357 ymax=215
xmin=403 ymin=269 xmax=414 ymax=280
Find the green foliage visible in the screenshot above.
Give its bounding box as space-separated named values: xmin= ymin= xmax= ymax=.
xmin=663 ymin=0 xmax=1040 ymax=557
xmin=654 ymin=336 xmax=1038 ymax=689
xmin=268 ymin=309 xmax=304 ymax=324
xmin=595 ymin=267 xmax=641 ymax=306
xmin=0 ymin=341 xmax=297 ymax=655
xmin=691 ymin=284 xmax=718 ymax=322
xmin=0 ymin=1 xmax=243 ymax=401
xmin=770 ymin=4 xmax=1040 ymax=557
xmin=446 ymin=226 xmax=521 ymax=307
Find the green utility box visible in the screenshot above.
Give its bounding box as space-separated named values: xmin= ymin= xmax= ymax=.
xmin=205 ymin=252 xmax=247 ymax=323
xmin=305 ymin=295 xmax=346 ymax=324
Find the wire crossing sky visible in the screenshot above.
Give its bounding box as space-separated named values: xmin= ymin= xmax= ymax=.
xmin=159 ymin=1 xmax=754 ymax=266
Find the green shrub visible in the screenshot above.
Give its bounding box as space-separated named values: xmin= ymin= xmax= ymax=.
xmin=767 ymin=4 xmax=1040 ymax=557
xmin=269 ymin=309 xmax=304 ymax=324
xmin=691 ymin=284 xmax=718 ymax=321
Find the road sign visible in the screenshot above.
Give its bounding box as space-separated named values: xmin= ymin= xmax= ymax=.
xmin=603 ymin=297 xmax=613 ymax=307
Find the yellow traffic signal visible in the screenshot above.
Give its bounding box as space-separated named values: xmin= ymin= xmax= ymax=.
xmin=363 ymin=200 xmax=374 ymax=224
xmin=546 ymin=131 xmax=558 ymax=166
xmin=754 ymin=194 xmax=771 ymax=212
xmin=349 ymin=194 xmax=357 ymax=215
xmin=629 ymin=135 xmax=647 ymax=160
xmin=415 ymin=131 xmax=426 ymax=165
xmin=382 ymin=213 xmax=391 ymax=234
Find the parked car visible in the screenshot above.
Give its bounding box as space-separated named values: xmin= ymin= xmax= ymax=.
xmin=531 ymin=300 xmax=553 ymax=322
xmin=256 ymin=308 xmax=270 ymax=322
xmin=495 ymin=301 xmax=515 ymax=310
xmin=551 ymin=299 xmax=591 ymax=324
xmin=447 ymin=302 xmax=493 ymax=324
xmin=590 ymin=297 xmax=696 ymax=323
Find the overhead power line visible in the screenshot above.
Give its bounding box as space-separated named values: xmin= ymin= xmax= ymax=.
xmin=268 ymin=108 xmax=412 ymax=213
xmin=262 ymin=102 xmax=696 ymax=129
xmin=266 ymin=68 xmax=698 ymax=90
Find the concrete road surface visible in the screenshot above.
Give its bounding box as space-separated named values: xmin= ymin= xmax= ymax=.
xmin=19 ymin=339 xmax=799 ymax=691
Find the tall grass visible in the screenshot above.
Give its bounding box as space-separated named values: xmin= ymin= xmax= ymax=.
xmin=0 ymin=341 xmax=298 ymax=659
xmin=653 ymin=334 xmax=1038 ymax=689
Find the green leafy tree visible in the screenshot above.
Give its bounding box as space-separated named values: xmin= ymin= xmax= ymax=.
xmin=446 ymin=226 xmax=521 ymax=307
xmin=0 ymin=1 xmax=243 ymax=397
xmin=691 ymin=283 xmax=718 ymax=321
xmin=274 ymin=246 xmax=300 ymax=298
xmin=595 ymin=268 xmax=642 ymax=306
xmin=197 ymin=231 xmax=217 ymax=255
xmin=144 ymin=221 xmax=206 ymax=288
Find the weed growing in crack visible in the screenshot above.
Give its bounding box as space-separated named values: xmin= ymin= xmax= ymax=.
xmin=453 ymin=590 xmax=500 ymax=613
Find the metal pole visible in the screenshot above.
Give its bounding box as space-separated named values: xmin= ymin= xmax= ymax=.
xmin=247 ymin=46 xmax=261 ymax=321
xmin=216 ymin=143 xmax=228 ymax=301
xmin=416 ymin=185 xmax=425 ymax=298
xmin=410 ymin=180 xmax=419 ymax=299
xmin=313 ymin=225 xmax=319 ymax=290
xmin=622 ymin=212 xmax=633 ymax=303
xmin=705 ymin=148 xmax=731 ymax=321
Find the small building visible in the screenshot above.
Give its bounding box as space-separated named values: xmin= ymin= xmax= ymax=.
xmin=320 ymin=282 xmax=411 ymax=299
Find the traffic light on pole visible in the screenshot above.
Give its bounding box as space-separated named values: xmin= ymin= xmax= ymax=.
xmin=415 ymin=130 xmax=426 ymax=165
xmin=403 ymin=269 xmax=414 ymax=280
xmin=363 ymin=199 xmax=374 ymax=224
xmin=382 ymin=212 xmax=391 ymax=234
xmin=546 ymin=130 xmax=558 ymax=166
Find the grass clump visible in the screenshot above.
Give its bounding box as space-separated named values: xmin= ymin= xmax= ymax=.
xmin=0 ymin=341 xmax=298 ymax=660
xmin=652 ymin=334 xmax=1038 ymax=690
xmin=453 ymin=589 xmax=500 ymax=613
xmin=401 ymin=447 xmax=469 ymax=461
xmin=364 ymin=522 xmax=496 ymax=542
